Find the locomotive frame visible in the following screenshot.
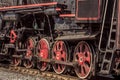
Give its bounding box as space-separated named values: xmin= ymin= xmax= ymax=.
xmin=0 ymin=0 xmax=119 ymax=79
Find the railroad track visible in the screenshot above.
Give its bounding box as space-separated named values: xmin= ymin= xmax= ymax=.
xmin=0 ymin=61 xmax=117 ymax=80
xmin=0 ymin=62 xmax=79 ymax=80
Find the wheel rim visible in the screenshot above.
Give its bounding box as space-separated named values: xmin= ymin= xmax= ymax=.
xmin=37 ymin=38 xmax=49 ymax=71
xmin=52 ymin=41 xmax=68 ymax=74
xmin=23 ymin=38 xmax=35 ymax=68
xmin=74 ymin=41 xmax=92 ymax=79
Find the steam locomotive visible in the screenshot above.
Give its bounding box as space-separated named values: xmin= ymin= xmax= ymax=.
xmin=0 ymin=0 xmax=119 ymax=79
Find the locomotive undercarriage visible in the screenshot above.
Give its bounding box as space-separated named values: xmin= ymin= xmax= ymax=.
xmin=0 ymin=12 xmax=98 ymax=79
xmin=0 ymin=0 xmax=119 ymax=80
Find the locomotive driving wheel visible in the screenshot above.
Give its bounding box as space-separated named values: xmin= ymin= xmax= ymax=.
xmin=52 ymin=41 xmax=69 ymax=74
xmin=73 ymin=41 xmax=93 ymax=79
xmin=12 ymin=41 xmax=23 ymax=66
xmin=23 ymin=37 xmax=35 ymax=68
xmin=36 ymin=38 xmax=50 ymax=71
xmin=12 ymin=52 xmax=21 ymax=66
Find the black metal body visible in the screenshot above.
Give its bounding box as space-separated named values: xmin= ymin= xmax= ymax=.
xmin=0 ymin=0 xmax=119 ymax=79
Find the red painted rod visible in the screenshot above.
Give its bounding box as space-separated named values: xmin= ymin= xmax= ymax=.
xmin=60 ymin=14 xmax=75 ymax=17
xmin=0 ymin=2 xmax=57 ymax=11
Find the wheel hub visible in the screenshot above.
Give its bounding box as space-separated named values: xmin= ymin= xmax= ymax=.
xmin=78 ymin=53 xmax=85 ymax=65
xmin=40 ymin=50 xmax=47 ymax=58
xmin=79 ymin=57 xmax=84 ymax=63
xmin=56 ymin=52 xmax=61 ymax=60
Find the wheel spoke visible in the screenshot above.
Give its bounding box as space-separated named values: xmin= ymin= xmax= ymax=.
xmin=85 ymin=55 xmax=91 ymax=63
xmin=57 ymin=42 xmax=60 ymax=50
xmin=40 ymin=40 xmax=48 ymax=49
xmin=83 ymin=64 xmax=90 ymax=74
xmin=53 ymin=43 xmax=57 ymax=52
xmin=57 ymin=64 xmax=61 ymax=72
xmin=81 ymin=65 xmax=85 ymax=76
xmin=13 ymin=58 xmax=20 ymax=66
xmin=41 ymin=62 xmax=46 ymax=68
xmin=84 ymin=45 xmax=89 ymax=52
xmin=84 ymin=51 xmax=91 ymax=63
xmin=78 ymin=53 xmax=82 ymax=58
xmin=12 ymin=52 xmax=21 ymax=66
xmin=79 ymin=44 xmax=83 ymax=52
xmin=60 ymin=64 xmax=64 ymax=70
xmin=76 ymin=53 xmax=80 ymax=60
xmin=28 ymin=39 xmax=33 ymax=48
xmin=24 ymin=60 xmax=33 ymax=68
xmin=59 ymin=41 xmax=64 ymax=51
xmin=78 ymin=65 xmax=81 ymax=73
xmin=61 ymin=51 xmax=66 ymax=60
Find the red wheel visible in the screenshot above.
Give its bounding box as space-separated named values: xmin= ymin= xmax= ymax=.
xmin=36 ymin=38 xmax=50 ymax=71
xmin=52 ymin=41 xmax=68 ymax=74
xmin=12 ymin=53 xmax=21 ymax=66
xmin=12 ymin=41 xmax=23 ymax=66
xmin=74 ymin=41 xmax=93 ymax=79
xmin=23 ymin=37 xmax=35 ymax=68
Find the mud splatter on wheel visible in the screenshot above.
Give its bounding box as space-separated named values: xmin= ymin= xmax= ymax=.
xmin=52 ymin=41 xmax=69 ymax=74
xmin=73 ymin=41 xmax=93 ymax=79
xmin=23 ymin=37 xmax=35 ymax=68
xmin=36 ymin=38 xmax=50 ymax=71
